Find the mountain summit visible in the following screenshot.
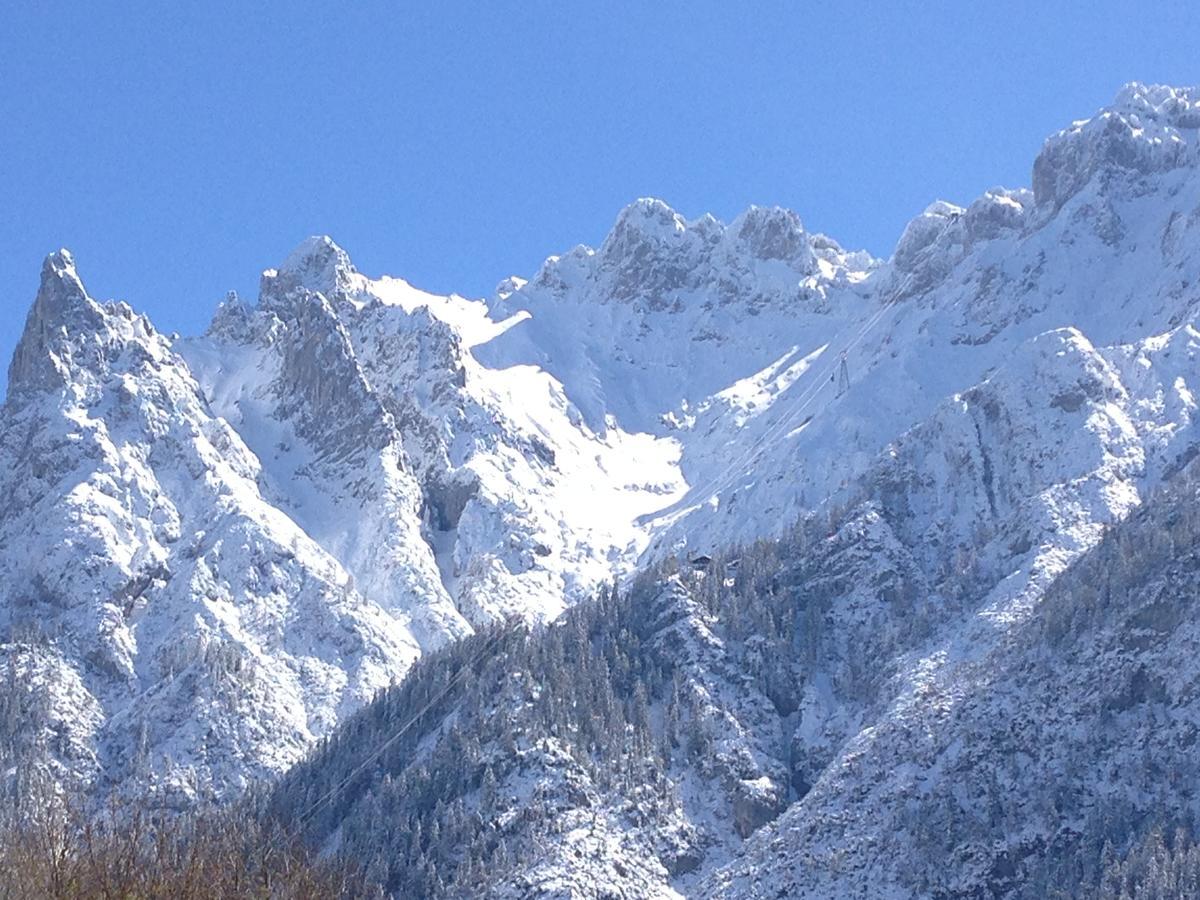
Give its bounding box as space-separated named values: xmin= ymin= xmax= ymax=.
xmin=7 ymin=250 xmax=109 ymax=397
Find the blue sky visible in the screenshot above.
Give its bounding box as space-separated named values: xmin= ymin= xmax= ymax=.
xmin=2 ymin=2 xmax=1198 ymax=393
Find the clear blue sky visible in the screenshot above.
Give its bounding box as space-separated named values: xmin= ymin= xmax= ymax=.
xmin=2 ymin=2 xmax=1198 ymax=393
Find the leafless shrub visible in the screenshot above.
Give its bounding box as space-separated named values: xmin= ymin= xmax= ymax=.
xmin=0 ymin=785 xmax=379 ymax=899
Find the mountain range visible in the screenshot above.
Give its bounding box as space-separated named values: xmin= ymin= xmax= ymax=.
xmin=4 ymin=81 xmax=1200 ymax=896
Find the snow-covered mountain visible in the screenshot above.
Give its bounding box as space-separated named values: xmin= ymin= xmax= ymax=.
xmin=4 ymin=82 xmax=1200 ymax=891
xmin=256 ymin=83 xmax=1200 ymax=899
xmin=0 ymin=250 xmax=428 ymax=804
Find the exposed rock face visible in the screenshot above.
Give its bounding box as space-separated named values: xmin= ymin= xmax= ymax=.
xmin=8 ymin=250 xmax=112 ymax=396
xmin=1033 ymin=83 xmax=1200 ymax=213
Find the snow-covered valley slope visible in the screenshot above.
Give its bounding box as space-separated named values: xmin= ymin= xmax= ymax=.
xmin=268 ymin=295 xmax=1200 ymax=898
xmin=4 ymin=80 xmax=1200 ymax=838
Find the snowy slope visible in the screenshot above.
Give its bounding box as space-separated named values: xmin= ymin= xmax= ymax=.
xmin=700 ymin=342 xmax=1200 ymax=897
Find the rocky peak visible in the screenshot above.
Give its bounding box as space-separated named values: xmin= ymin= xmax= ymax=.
xmin=891 ymin=200 xmax=964 ymax=274
xmin=536 ymin=198 xmax=830 ymax=309
xmin=275 ymin=235 xmax=360 ymax=298
xmin=6 ymin=250 xmax=109 ymax=400
xmin=587 ymin=199 xmax=700 ymax=304
xmin=599 ymin=198 xmax=689 ymax=259
xmin=727 ymin=205 xmax=814 ymax=268
xmin=205 ymin=290 xmax=256 ymax=342
xmin=960 ymin=187 xmax=1030 ymax=245
xmin=1110 ymin=82 xmax=1200 ymax=127
xmin=494 ymin=275 xmax=527 ymax=302
xmin=882 ymin=191 xmax=1033 ymax=303
xmin=1032 ymin=82 xmax=1200 ymax=213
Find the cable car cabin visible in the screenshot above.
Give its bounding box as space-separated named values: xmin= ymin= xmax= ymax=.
xmin=689 ymin=555 xmax=714 ymax=572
